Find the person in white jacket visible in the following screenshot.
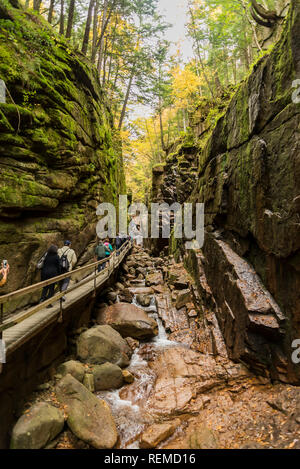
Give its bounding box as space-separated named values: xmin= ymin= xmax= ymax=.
xmin=58 ymin=240 xmax=77 ymax=301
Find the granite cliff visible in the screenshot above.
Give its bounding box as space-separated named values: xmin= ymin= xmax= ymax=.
xmin=151 ymin=0 xmax=300 ymax=383
xmin=0 ymin=1 xmax=125 ymax=308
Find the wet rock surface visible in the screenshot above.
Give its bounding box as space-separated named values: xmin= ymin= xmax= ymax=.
xmin=96 ymin=302 xmax=158 ymax=340
xmin=13 ymin=247 xmax=300 ymax=450
xmin=55 ymin=374 xmax=118 ymax=449
xmin=90 ymin=362 xmax=124 ymax=391
xmin=76 ymin=325 xmax=132 ymax=367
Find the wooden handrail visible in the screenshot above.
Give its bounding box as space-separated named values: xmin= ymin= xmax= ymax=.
xmin=0 ymin=241 xmax=131 ymax=334
xmin=0 ymin=240 xmax=130 ymax=306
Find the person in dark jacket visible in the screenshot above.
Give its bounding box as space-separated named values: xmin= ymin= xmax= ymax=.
xmin=116 ymin=233 xmax=122 ymax=256
xmin=40 ymin=245 xmax=61 ymax=307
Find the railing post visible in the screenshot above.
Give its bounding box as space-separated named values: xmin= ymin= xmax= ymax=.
xmin=0 ymin=303 xmax=3 ymax=340
xmin=93 ymin=265 xmax=97 ymax=297
xmin=58 ymin=297 xmax=63 ymax=323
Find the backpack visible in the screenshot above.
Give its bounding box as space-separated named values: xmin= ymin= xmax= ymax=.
xmin=96 ymin=243 xmax=106 ymax=258
xmin=37 ymin=252 xmax=47 ymax=270
xmin=59 ymin=248 xmax=70 ymax=273
xmin=104 ymin=243 xmax=112 ymax=257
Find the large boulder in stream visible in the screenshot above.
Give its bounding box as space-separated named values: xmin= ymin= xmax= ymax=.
xmin=55 ymin=374 xmax=118 ymax=449
xmin=77 ymin=325 xmax=132 ymax=367
xmin=10 ymin=402 xmax=64 ymax=449
xmin=96 ymin=303 xmax=158 ymax=339
xmin=57 ymin=360 xmax=86 ymax=383
xmin=90 ymin=362 xmax=124 ymax=391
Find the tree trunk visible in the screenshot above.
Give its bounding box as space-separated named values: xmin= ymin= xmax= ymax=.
xmin=159 ymin=108 xmax=166 ymax=152
xmin=33 ymin=0 xmax=42 ymax=12
xmin=48 ymin=0 xmax=55 ymax=24
xmin=82 ymin=0 xmax=95 ymax=56
xmin=97 ymin=0 xmax=117 ymax=73
xmin=59 ymin=0 xmax=65 ymax=35
xmin=102 ymin=36 xmax=108 ymax=87
xmin=118 ymin=65 xmax=135 ymax=130
xmin=91 ymin=0 xmax=99 ymax=63
xmin=189 ymin=7 xmax=215 ymax=100
xmin=66 ymin=0 xmax=75 ymax=38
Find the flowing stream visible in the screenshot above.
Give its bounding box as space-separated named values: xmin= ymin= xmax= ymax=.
xmin=97 ymin=293 xmax=183 ymax=449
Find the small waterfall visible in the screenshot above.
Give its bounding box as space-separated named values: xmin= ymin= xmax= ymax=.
xmin=96 ymin=291 xmax=184 ymax=448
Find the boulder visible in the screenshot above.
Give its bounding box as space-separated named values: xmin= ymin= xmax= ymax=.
xmin=55 ymin=374 xmax=118 ymax=449
xmin=57 ymin=360 xmax=85 ymax=383
xmin=77 ymin=325 xmax=132 ymax=367
xmin=118 ymin=288 xmax=134 ymax=303
xmin=145 ymin=272 xmax=163 ymax=286
xmin=91 ymin=362 xmax=124 ymax=391
xmin=175 ymin=289 xmax=192 ymax=310
xmin=173 ymin=279 xmax=189 ymax=290
xmin=136 ymin=294 xmax=152 ymax=307
xmin=125 ymin=337 xmax=139 ymax=351
xmin=83 ymin=373 xmax=95 ymax=392
xmin=10 ymin=402 xmax=64 ymax=449
xmin=122 ymin=369 xmax=135 ymax=384
xmin=140 ymin=420 xmax=179 ymax=449
xmin=106 ymin=291 xmax=118 ymax=302
xmin=95 ymin=303 xmax=158 ymax=339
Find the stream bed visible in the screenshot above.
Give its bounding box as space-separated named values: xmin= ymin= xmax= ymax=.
xmin=97 ymin=294 xmax=185 ymax=449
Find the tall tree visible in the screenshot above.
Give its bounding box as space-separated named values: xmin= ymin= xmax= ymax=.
xmin=48 ymin=0 xmax=55 ymax=24
xmin=66 ymin=0 xmax=76 ymax=38
xmin=82 ymin=0 xmax=95 ymax=55
xmin=59 ymin=0 xmax=65 ymax=35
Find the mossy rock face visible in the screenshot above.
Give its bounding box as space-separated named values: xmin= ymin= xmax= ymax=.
xmin=150 ymin=2 xmax=300 ymax=383
xmin=0 ymin=1 xmax=125 ymax=301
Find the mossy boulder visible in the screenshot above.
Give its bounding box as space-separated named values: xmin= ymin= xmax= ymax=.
xmin=57 ymin=360 xmax=85 ymax=383
xmin=10 ymin=402 xmax=64 ymax=449
xmin=0 ymin=1 xmax=125 ymax=302
xmin=90 ymin=362 xmax=124 ymax=391
xmin=76 ymin=325 xmax=132 ymax=367
xmin=55 ymin=374 xmax=118 ymax=449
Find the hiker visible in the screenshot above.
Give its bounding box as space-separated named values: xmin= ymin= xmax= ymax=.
xmin=0 ymin=260 xmax=9 ymax=287
xmin=40 ymin=245 xmax=61 ymax=308
xmin=58 ymin=240 xmax=77 ymax=301
xmin=133 ymin=225 xmax=143 ymax=247
xmin=104 ymin=238 xmax=113 ymax=256
xmin=116 ymin=233 xmax=122 ymax=256
xmin=95 ymin=239 xmax=107 ymax=272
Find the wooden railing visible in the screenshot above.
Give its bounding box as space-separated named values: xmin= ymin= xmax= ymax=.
xmin=0 ymin=240 xmax=132 ymax=337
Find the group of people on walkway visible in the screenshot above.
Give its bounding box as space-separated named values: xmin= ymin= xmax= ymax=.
xmin=0 ymin=233 xmax=134 ymax=310
xmin=38 ymin=234 xmax=131 ymax=308
xmin=94 ymin=233 xmax=130 ymax=272
xmin=39 ymin=240 xmax=77 ymax=308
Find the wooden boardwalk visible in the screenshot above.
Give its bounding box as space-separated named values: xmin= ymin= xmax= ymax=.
xmin=2 ymin=243 xmax=131 ymax=357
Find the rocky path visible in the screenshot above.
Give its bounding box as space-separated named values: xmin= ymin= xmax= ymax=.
xmin=10 ymin=246 xmax=300 ymax=450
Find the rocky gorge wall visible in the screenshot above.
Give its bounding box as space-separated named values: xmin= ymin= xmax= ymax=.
xmin=0 ymin=1 xmax=125 ymax=308
xmin=151 ymin=1 xmax=300 ymax=383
